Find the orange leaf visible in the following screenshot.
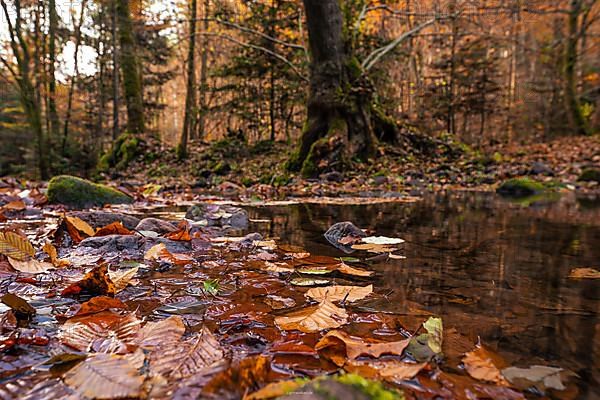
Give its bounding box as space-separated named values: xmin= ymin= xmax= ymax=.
xmin=94 ymin=222 xmax=133 ymax=237
xmin=75 ymin=296 xmax=128 ymax=317
xmin=61 ymin=265 xmax=116 ymax=297
xmin=165 ymin=220 xmax=191 ymax=241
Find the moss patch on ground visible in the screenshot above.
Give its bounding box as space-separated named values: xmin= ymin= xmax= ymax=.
xmin=47 ymin=175 xmax=133 ymax=208
xmin=496 ymin=177 xmax=547 ymax=197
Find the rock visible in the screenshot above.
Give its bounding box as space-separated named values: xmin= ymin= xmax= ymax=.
xmin=77 ymin=234 xmax=142 ymax=253
xmin=280 ymin=374 xmax=401 ymax=400
xmin=148 ymin=238 xmax=191 ymax=254
xmin=529 ymin=162 xmax=554 ymax=176
xmin=321 ymin=171 xmax=344 ymax=183
xmin=47 ymin=175 xmax=133 ymax=208
xmin=578 ymin=168 xmax=600 ymax=183
xmin=70 ymin=211 xmax=140 ymax=230
xmin=185 ymin=204 xmax=248 ymax=229
xmin=373 ymin=176 xmax=388 ymax=185
xmin=136 ymin=218 xmax=177 ymax=234
xmin=497 ymin=178 xmax=545 ymax=197
xmin=192 ymin=178 xmax=209 ymax=188
xmin=324 ymin=221 xmax=366 ymax=251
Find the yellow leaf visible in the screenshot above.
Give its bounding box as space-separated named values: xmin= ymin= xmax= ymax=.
xmin=8 ymin=257 xmax=54 ymax=274
xmin=144 ymin=243 xmax=166 ymax=260
xmin=109 ymin=267 xmax=139 ymax=292
xmin=275 ymin=300 xmax=348 ymax=333
xmin=462 ymin=345 xmax=509 ymax=385
xmin=568 ymin=267 xmax=600 ymax=279
xmin=65 ymin=215 xmax=95 ymax=237
xmin=0 ymin=231 xmax=35 ymax=260
xmin=244 ymin=379 xmax=306 ymax=400
xmin=305 ymin=284 xmax=373 ymax=303
xmin=43 ymin=242 xmax=70 ymax=267
xmin=336 ymin=262 xmax=373 ymax=277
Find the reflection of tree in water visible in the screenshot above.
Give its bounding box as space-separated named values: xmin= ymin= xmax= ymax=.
xmin=249 ymin=192 xmax=600 ymax=394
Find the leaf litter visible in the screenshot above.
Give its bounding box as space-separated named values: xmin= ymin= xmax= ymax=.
xmin=0 ymin=186 xmax=582 ymax=399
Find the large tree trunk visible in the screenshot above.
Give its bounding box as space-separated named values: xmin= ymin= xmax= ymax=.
xmin=288 ymin=0 xmax=377 ymax=177
xmin=116 ymin=0 xmax=144 ymax=134
xmin=177 ymin=0 xmax=197 ymax=160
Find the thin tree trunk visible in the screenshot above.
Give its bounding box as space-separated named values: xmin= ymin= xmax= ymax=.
xmin=112 ymin=0 xmax=120 ymax=139
xmin=178 ymin=0 xmax=198 ymax=160
xmin=197 ymin=0 xmax=210 ymax=140
xmin=116 ymin=0 xmax=144 ymax=134
xmin=48 ymin=0 xmax=60 ymax=143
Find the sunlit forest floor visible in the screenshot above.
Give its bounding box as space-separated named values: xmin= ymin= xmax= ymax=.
xmin=108 ymin=134 xmax=600 ymax=201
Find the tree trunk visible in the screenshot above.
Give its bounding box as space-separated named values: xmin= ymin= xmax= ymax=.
xmin=48 ymin=0 xmax=60 ymax=142
xmin=112 ymin=0 xmax=120 ymax=139
xmin=288 ymin=0 xmax=377 ymax=177
xmin=564 ymin=0 xmax=591 ymax=136
xmin=177 ymin=0 xmax=197 ymax=160
xmin=116 ymin=0 xmax=144 ymax=134
xmin=196 ymin=0 xmax=209 ymax=140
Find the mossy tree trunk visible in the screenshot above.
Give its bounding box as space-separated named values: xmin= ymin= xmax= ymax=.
xmin=288 ymin=0 xmax=378 ymax=177
xmin=564 ymin=0 xmax=591 ymax=136
xmin=116 ymin=0 xmax=144 ymax=134
xmin=47 ymin=0 xmax=61 ymax=141
xmin=177 ymin=0 xmax=197 ymax=160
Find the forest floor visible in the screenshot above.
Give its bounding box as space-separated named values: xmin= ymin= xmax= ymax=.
xmin=110 ymin=134 xmax=600 ymax=202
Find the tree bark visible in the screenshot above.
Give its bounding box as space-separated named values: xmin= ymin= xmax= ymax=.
xmin=48 ymin=0 xmax=60 ymax=141
xmin=116 ymin=0 xmax=144 ymax=134
xmin=177 ymin=0 xmax=198 ymax=160
xmin=196 ymin=0 xmax=210 ymax=140
xmin=288 ymin=0 xmax=377 ymax=177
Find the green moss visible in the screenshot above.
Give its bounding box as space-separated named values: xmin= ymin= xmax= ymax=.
xmin=212 ymin=161 xmax=231 ymax=176
xmin=497 ymin=178 xmax=546 ymax=198
xmin=301 ymin=138 xmax=329 ymax=178
xmin=273 ymin=173 xmax=291 ymax=187
xmin=335 ymin=374 xmax=404 ymax=400
xmin=97 ymin=133 xmax=141 ymax=172
xmin=47 ymin=175 xmax=133 ymax=208
xmin=578 ymin=168 xmax=600 ymax=183
xmin=241 ymin=177 xmax=254 ymax=187
xmin=346 ymin=57 xmax=363 ymax=80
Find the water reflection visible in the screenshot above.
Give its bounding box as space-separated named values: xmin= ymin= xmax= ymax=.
xmin=245 ymin=192 xmax=600 ymax=398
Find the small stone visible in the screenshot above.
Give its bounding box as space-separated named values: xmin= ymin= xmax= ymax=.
xmin=529 ymin=162 xmax=554 ymax=176
xmin=324 ymin=221 xmax=366 ymax=251
xmin=135 ymin=218 xmax=177 ymax=234
xmin=185 ymin=204 xmax=248 ymax=229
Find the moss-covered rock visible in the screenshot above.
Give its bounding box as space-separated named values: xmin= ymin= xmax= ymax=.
xmin=97 ymin=133 xmax=141 ymax=172
xmin=578 ymin=168 xmax=600 ymax=183
xmin=497 ymin=177 xmax=546 ymax=197
xmin=284 ymin=374 xmax=403 ymax=400
xmin=47 ymin=175 xmax=133 ymax=208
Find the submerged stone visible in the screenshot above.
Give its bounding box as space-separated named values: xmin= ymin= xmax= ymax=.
xmin=185 ymin=204 xmax=248 ymax=229
xmin=578 ymin=168 xmax=600 ymax=183
xmin=136 ymin=218 xmax=177 ymax=234
xmin=496 ymin=178 xmax=546 ymax=197
xmin=47 ymin=175 xmax=133 ymax=208
xmin=70 ymin=211 xmax=140 ymax=230
xmin=324 ymin=221 xmax=366 ymax=252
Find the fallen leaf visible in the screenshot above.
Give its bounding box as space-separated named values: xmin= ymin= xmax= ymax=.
xmin=42 ymin=242 xmax=70 ymax=267
xmin=351 ymin=243 xmax=397 ymax=253
xmin=64 ymin=353 xmax=144 ymax=399
xmin=108 ymin=267 xmax=139 ymax=292
xmin=423 ymin=316 xmax=443 ymax=354
xmin=64 ymin=216 xmax=95 ymax=243
xmin=165 ymin=220 xmax=191 ymax=241
xmin=275 ymin=300 xmax=349 ymax=333
xmin=568 ymin=267 xmax=600 ymax=279
xmin=336 ymin=262 xmax=374 ymax=277
xmin=1 ymin=293 xmax=36 ymax=317
xmin=94 ymin=222 xmax=133 ymax=237
xmin=362 ymin=236 xmax=405 ymax=245
xmin=135 ymin=315 xmax=186 ymax=349
xmin=264 ymin=295 xmax=296 ymax=310
xmin=345 ymin=359 xmax=427 ymax=383
xmin=462 ymin=345 xmax=509 ymax=385
xmin=501 ymin=365 xmax=576 ymax=392
xmin=0 ymin=231 xmax=35 ymax=260
xmin=305 ymin=284 xmax=373 ymax=303
xmin=1 ymin=200 xmax=26 ymax=211
xmin=149 ymin=325 xmax=224 ymax=379
xmin=144 ymin=243 xmax=166 ymax=260
xmin=290 ymin=277 xmax=330 ymax=286
xmin=74 ymin=296 xmax=128 ymax=317
xmin=316 ymin=330 xmax=410 ymax=366
xmin=61 ymin=264 xmax=116 ymax=297
xmin=8 ymin=257 xmax=53 ymax=274
xmin=244 ymin=379 xmax=307 ymax=400
xmin=264 ymin=261 xmax=294 ymax=273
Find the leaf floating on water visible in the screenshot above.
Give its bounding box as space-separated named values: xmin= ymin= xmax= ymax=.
xmin=135 ymin=315 xmax=186 ymax=350
xmin=316 ymin=329 xmax=409 ymax=366
xmin=150 ymin=325 xmax=224 ymax=379
xmin=423 ymin=317 xmax=443 ymax=354
xmin=94 ymin=221 xmax=132 ymax=237
xmin=263 ymin=261 xmax=294 ymax=273
xmin=305 ymin=284 xmax=373 ymax=303
xmin=263 ymin=295 xmax=296 ymax=310
xmin=108 ymin=267 xmax=139 ymax=292
xmin=8 ymin=257 xmax=53 ymax=274
xmin=362 ymin=236 xmax=405 ymax=245
xmin=501 ymin=365 xmax=576 ymax=392
xmin=275 ymin=300 xmax=349 ymax=333
xmin=462 ymin=345 xmax=509 ymax=385
xmin=64 ymin=353 xmax=144 ymax=399
xmin=568 ymin=267 xmax=600 ymax=279
xmin=345 ymin=359 xmax=427 ymax=383
xmin=336 ymin=261 xmax=374 ymax=277
xmin=290 ymin=277 xmax=330 ymax=287
xmin=0 ymin=231 xmax=35 ymax=260
xmin=351 ymin=243 xmax=397 ymax=253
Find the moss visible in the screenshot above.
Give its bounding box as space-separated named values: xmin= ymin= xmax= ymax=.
xmin=497 ymin=178 xmax=546 ymax=198
xmin=241 ymin=177 xmax=254 ymax=187
xmin=212 ymin=161 xmax=231 ymax=176
xmin=273 ymin=173 xmax=291 ymax=187
xmin=301 ymin=138 xmax=327 ymax=178
xmin=578 ymin=168 xmax=600 ymax=183
xmin=47 ymin=175 xmax=133 ymax=208
xmin=97 ymin=133 xmax=141 ymax=172
xmin=335 ymin=374 xmax=404 ymax=400
xmin=346 ymin=56 xmax=363 ymax=80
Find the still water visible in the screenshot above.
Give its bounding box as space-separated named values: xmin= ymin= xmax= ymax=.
xmin=242 ymin=192 xmax=600 ymax=398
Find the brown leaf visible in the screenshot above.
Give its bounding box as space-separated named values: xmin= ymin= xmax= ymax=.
xmin=462 ymin=345 xmax=509 ymax=385
xmin=274 ymin=300 xmax=349 ymax=333
xmin=135 ymin=315 xmax=186 ymax=350
xmin=108 ymin=267 xmax=139 ymax=292
xmin=345 ymin=359 xmax=427 ymax=383
xmin=336 ymin=262 xmax=374 ymax=277
xmin=244 ymin=379 xmax=306 ymax=400
xmin=74 ymin=296 xmax=128 ymax=317
xmin=8 ymin=257 xmax=53 ymax=274
xmin=165 ymin=220 xmax=191 ymax=241
xmin=316 ymin=330 xmax=409 ymax=366
xmin=61 ymin=264 xmax=116 ymax=297
xmin=64 ymin=353 xmax=144 ymax=399
xmin=64 ymin=216 xmax=95 ymax=243
xmin=42 ymin=242 xmax=70 ymax=267
xmin=1 ymin=200 xmax=26 ymax=211
xmin=568 ymin=267 xmax=600 ymax=279
xmin=305 ymin=284 xmax=373 ymax=303
xmin=0 ymin=293 xmax=36 ymax=316
xmin=94 ymin=221 xmax=133 ymax=237
xmin=0 ymin=231 xmax=35 ymax=261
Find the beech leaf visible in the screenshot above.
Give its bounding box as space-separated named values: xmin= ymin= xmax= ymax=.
xmin=305 ymin=284 xmax=373 ymax=303
xmin=274 ymin=300 xmax=349 ymax=333
xmin=0 ymin=231 xmax=35 ymax=260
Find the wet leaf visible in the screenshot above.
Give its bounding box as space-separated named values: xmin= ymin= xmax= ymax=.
xmin=0 ymin=231 xmax=35 ymax=260
xmin=362 ymin=236 xmax=405 ymax=245
xmin=1 ymin=200 xmax=26 ymax=211
xmin=149 ymin=326 xmax=224 ymax=379
xmin=1 ymin=293 xmax=36 ymax=316
xmin=345 ymin=359 xmax=427 ymax=383
xmin=145 ymin=243 xmax=166 ymax=260
xmin=64 ymin=216 xmax=95 ymax=242
xmin=74 ymin=296 xmax=128 ymax=317
xmin=8 ymin=257 xmax=53 ymax=274
xmin=316 ymin=330 xmax=410 ymax=366
xmin=501 ymin=365 xmax=576 ymax=392
xmin=165 ymin=220 xmax=191 ymax=241
xmin=290 ymin=277 xmax=330 ymax=286
xmin=61 ymin=264 xmax=116 ymax=297
xmin=94 ymin=221 xmax=133 ymax=236
xmin=108 ymin=266 xmax=139 ymax=292
xmin=264 ymin=261 xmax=294 ymax=273
xmin=462 ymin=345 xmax=508 ymax=385
xmin=264 ymin=295 xmax=296 ymax=310
xmin=305 ymin=284 xmax=373 ymax=303
xmin=351 ymin=243 xmax=397 ymax=253
xmin=135 ymin=315 xmax=186 ymax=349
xmin=244 ymin=379 xmax=307 ymax=400
xmin=568 ymin=267 xmax=600 ymax=279
xmin=423 ymin=317 xmax=443 ymax=354
xmin=64 ymin=353 xmax=144 ymax=399
xmin=203 ymin=279 xmax=220 ymax=295
xmin=275 ymin=300 xmax=349 ymax=333
xmin=336 ymin=262 xmax=374 ymax=277
xmin=42 ymin=242 xmax=70 ymax=267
